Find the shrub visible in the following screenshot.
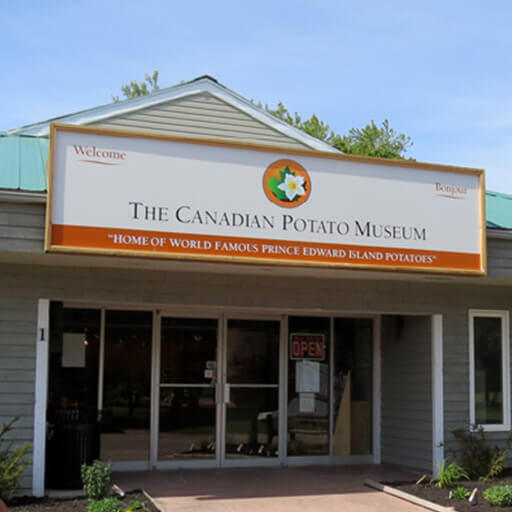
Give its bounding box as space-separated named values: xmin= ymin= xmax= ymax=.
xmin=81 ymin=460 xmax=112 ymax=501
xmin=0 ymin=417 xmax=32 ymax=501
xmin=452 ymin=486 xmax=470 ymax=500
xmin=87 ymin=498 xmax=122 ymax=512
xmin=434 ymin=459 xmax=469 ymax=488
xmin=126 ymin=500 xmax=150 ymax=512
xmin=484 ymin=485 xmax=512 ymax=507
xmin=452 ymin=426 xmax=511 ymax=480
xmin=483 ymin=448 xmax=509 ymax=483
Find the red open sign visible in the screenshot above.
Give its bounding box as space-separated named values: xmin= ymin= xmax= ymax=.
xmin=290 ymin=333 xmax=325 ymax=360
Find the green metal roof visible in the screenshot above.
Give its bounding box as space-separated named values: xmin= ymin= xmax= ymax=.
xmin=0 ymin=133 xmax=48 ymax=191
xmin=485 ymin=190 xmax=512 ymax=229
xmin=1 ymin=133 xmax=512 ymax=230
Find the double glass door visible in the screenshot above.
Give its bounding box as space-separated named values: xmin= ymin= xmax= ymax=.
xmin=157 ymin=316 xmax=280 ymax=465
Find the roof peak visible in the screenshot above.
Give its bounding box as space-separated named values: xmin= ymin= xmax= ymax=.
xmin=8 ymin=76 xmax=337 ymax=152
xmin=190 ymin=74 xmax=218 ymax=83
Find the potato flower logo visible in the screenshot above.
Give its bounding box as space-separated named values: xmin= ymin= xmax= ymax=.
xmin=263 ymin=159 xmax=311 ymax=208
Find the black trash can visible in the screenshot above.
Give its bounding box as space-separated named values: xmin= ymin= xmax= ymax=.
xmin=45 ymin=409 xmax=100 ymax=489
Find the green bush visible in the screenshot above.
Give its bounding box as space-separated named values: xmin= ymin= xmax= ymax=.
xmin=87 ymin=498 xmax=122 ymax=512
xmin=0 ymin=417 xmax=32 ymax=501
xmin=452 ymin=426 xmax=511 ymax=480
xmin=484 ymin=485 xmax=512 ymax=506
xmin=434 ymin=459 xmax=469 ymax=488
xmin=126 ymin=500 xmax=150 ymax=512
xmin=81 ymin=460 xmax=112 ymax=501
xmin=452 ymin=486 xmax=470 ymax=500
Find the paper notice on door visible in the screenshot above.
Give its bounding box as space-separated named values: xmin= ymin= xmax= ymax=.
xmin=299 ymin=392 xmax=316 ymax=413
xmin=295 ymin=360 xmax=320 ymax=393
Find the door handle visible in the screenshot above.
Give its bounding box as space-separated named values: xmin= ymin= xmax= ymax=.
xmin=224 ymin=383 xmax=230 ymax=404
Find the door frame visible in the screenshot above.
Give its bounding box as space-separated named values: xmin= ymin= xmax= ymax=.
xmin=153 ymin=312 xmax=284 ymax=469
xmin=284 ymin=313 xmax=379 ymax=467
xmin=220 ymin=314 xmax=284 ymax=468
xmin=153 ymin=310 xmax=221 ymax=470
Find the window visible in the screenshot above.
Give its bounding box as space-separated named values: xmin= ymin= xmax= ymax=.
xmin=469 ymin=310 xmax=510 ymax=431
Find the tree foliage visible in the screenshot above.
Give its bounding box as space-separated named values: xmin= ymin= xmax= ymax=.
xmin=266 ymin=102 xmax=413 ymax=160
xmin=112 ymin=70 xmax=160 ymax=102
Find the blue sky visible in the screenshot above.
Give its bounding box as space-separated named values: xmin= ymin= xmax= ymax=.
xmin=2 ymin=0 xmax=512 ymax=192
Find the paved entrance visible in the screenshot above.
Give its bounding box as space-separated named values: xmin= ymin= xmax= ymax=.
xmin=113 ymin=465 xmax=429 ymax=512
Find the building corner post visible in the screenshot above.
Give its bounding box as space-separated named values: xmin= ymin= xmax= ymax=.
xmin=32 ymin=299 xmax=50 ymax=497
xmin=432 ymin=314 xmax=444 ymax=477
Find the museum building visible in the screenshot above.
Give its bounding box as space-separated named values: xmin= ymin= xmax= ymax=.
xmin=2 ymin=76 xmax=512 ymax=495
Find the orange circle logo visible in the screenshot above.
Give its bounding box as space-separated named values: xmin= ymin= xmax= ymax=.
xmin=263 ymin=159 xmax=311 ymax=208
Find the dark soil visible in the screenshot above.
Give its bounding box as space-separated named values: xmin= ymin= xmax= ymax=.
xmin=6 ymin=492 xmax=155 ymax=512
xmin=389 ymin=470 xmax=512 ymax=511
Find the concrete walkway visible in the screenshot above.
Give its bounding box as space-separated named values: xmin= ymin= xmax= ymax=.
xmin=113 ymin=465 xmax=430 ymax=512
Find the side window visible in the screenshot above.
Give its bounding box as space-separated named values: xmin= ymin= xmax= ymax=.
xmin=469 ymin=310 xmax=510 ymax=431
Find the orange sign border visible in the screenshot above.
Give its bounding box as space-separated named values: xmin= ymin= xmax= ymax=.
xmin=46 ymin=123 xmax=487 ymax=276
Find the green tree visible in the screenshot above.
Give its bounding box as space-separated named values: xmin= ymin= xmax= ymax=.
xmin=112 ymin=70 xmax=160 ymax=102
xmin=331 ymin=120 xmax=413 ymax=159
xmin=266 ymin=102 xmax=412 ymax=159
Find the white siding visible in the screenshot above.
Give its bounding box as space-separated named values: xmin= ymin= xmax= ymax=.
xmin=0 ymin=202 xmax=45 ymax=253
xmin=381 ymin=316 xmax=432 ymax=470
xmin=91 ymin=93 xmax=309 ymax=148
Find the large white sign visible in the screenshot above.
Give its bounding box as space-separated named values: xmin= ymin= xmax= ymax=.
xmin=47 ymin=124 xmax=486 ymax=274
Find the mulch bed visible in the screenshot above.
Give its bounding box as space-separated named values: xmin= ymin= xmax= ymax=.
xmin=389 ymin=470 xmax=512 ymax=511
xmin=6 ymin=492 xmax=155 ymax=512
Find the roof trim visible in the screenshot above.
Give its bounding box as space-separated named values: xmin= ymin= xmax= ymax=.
xmin=0 ymin=189 xmax=46 ymax=203
xmin=8 ymin=77 xmax=338 ymax=153
xmin=486 ymin=189 xmax=512 ymax=200
xmin=487 ymin=228 xmax=512 ymax=240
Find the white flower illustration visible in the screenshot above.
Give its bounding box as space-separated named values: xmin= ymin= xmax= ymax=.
xmin=277 ymin=173 xmax=306 ymax=201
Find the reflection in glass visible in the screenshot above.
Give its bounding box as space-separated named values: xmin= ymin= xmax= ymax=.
xmin=46 ymin=304 xmax=101 ymax=488
xmin=333 ymin=318 xmax=373 ymax=455
xmin=101 ymin=310 xmax=152 ymax=462
xmin=48 ymin=304 xmax=101 ymax=414
xmin=159 ymin=387 xmax=216 ymax=460
xmin=474 ymin=316 xmax=503 ymax=425
xmin=227 ymin=320 xmax=279 ymax=385
xmin=287 ymin=316 xmax=329 ymax=456
xmin=161 ymin=318 xmax=217 ymax=384
xmin=158 ymin=317 xmax=218 ymax=460
xmin=225 ymin=388 xmax=278 ymax=458
xmin=226 ymin=319 xmax=280 ymax=458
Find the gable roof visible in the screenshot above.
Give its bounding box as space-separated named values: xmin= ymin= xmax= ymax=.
xmin=8 ymin=75 xmax=338 ymax=153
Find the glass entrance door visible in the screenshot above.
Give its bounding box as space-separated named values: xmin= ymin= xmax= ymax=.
xmin=223 ymin=319 xmax=280 ymax=461
xmin=158 ymin=317 xmax=218 ymax=462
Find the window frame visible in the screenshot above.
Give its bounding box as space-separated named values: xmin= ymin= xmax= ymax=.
xmin=469 ymin=309 xmax=511 ymax=432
